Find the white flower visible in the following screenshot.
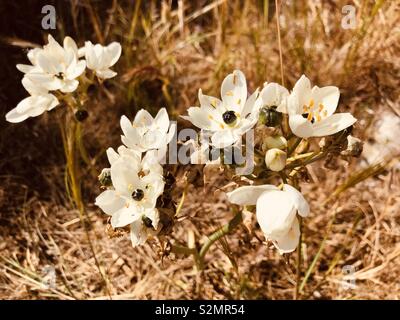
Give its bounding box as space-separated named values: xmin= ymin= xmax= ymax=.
xmin=106 ymin=145 xmax=163 ymax=176
xmin=285 ymin=75 xmax=357 ymax=138
xmin=82 ymin=41 xmax=121 ymax=79
xmin=20 ymin=35 xmax=86 ymax=93
xmin=6 ymin=76 xmax=59 ymax=123
xmin=95 ymin=151 xmax=165 ymax=247
xmin=6 ymin=94 xmax=59 ymax=123
xmin=227 ymin=184 xmax=309 ymax=253
xmin=260 ymin=82 xmax=289 ymax=113
xmin=120 ymin=108 xmax=176 ymax=154
xmin=181 ymin=70 xmax=262 ymax=149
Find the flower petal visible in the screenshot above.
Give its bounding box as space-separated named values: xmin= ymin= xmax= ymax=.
xmin=288 ymin=114 xmax=314 ymax=138
xmin=5 ymin=106 xmax=30 ymax=123
xmin=133 ymin=109 xmax=154 ymax=127
xmin=314 ymin=86 xmax=340 ymax=116
xmin=256 ymin=190 xmax=297 ymax=238
xmin=111 ymin=206 xmax=139 ymax=228
xmin=106 ymin=147 xmax=119 ymax=165
xmin=96 ymin=69 xmax=117 ymax=79
xmin=210 ymin=130 xmax=238 ymax=148
xmin=95 ymin=190 xmax=126 ymax=215
xmin=182 ymin=107 xmax=214 ymax=130
xmin=242 ymin=88 xmax=262 ymax=117
xmin=63 ymin=36 xmax=79 ymax=57
xmin=312 ymin=113 xmax=357 ymax=137
xmin=283 ymin=184 xmax=310 ymax=217
xmin=272 ymin=217 xmax=300 ymax=254
xmin=66 ymin=59 xmax=86 ymax=79
xmin=16 ymin=64 xmax=35 ymax=74
xmin=226 ymin=185 xmax=278 ymax=206
xmin=221 ymin=70 xmax=247 ymax=111
xmin=106 ymin=42 xmax=122 ymax=67
xmin=261 ymin=83 xmax=289 ymax=113
xmin=154 ymin=108 xmax=169 ymax=133
xmin=110 ymin=158 xmax=140 ymax=193
xmin=130 ymin=219 xmax=147 ymax=247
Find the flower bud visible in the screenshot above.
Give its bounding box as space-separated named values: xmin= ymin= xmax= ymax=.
xmin=265 ymin=148 xmax=287 ymax=171
xmin=258 ymin=106 xmax=283 ymax=127
xmin=98 ymin=168 xmax=112 ymax=187
xmin=75 ymin=109 xmax=89 ymax=122
xmin=263 ymin=135 xmax=287 ymax=150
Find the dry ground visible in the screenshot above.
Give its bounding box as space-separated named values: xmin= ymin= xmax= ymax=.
xmin=0 ymin=0 xmax=399 ymax=299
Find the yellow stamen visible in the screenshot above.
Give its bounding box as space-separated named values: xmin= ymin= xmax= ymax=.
xmin=303 ymin=105 xmax=308 ymax=112
xmin=208 ymin=115 xmax=214 ymax=120
xmin=307 ymin=112 xmax=313 ymax=122
xmin=220 ymin=124 xmax=225 ymax=129
xmin=237 ymin=99 xmax=241 ymax=105
xmin=309 ymin=99 xmax=314 ymax=107
xmin=318 ymin=103 xmax=324 ymax=112
xmin=316 ymin=114 xmax=321 ymax=122
xmin=323 ymin=110 xmax=328 ymax=117
xmin=226 ymin=91 xmax=233 ymax=96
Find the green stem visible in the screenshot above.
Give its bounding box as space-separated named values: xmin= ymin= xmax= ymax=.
xmin=285 ymin=150 xmax=325 ymax=170
xmin=170 ymin=243 xmax=201 ymax=270
xmin=60 ymin=114 xmax=112 ymax=299
xmin=198 ymin=211 xmax=242 ymax=269
xmin=287 ymin=137 xmax=303 ymax=156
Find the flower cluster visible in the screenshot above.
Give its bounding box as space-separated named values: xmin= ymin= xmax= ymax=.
xmin=6 ymin=35 xmax=121 ymax=123
xmin=180 ymin=70 xmax=357 ymax=253
xmin=95 ymin=109 xmax=176 ymax=246
xmin=6 ymin=33 xmax=361 ymax=266
xmin=94 ymin=70 xmax=357 ymax=253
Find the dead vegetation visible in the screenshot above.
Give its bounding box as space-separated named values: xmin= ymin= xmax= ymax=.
xmin=0 ymin=0 xmax=399 ymax=299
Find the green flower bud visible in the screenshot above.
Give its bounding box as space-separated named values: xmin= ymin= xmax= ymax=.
xmin=258 ymin=106 xmax=282 ymax=127
xmin=263 ymin=135 xmax=287 ymax=150
xmin=98 ymin=168 xmax=112 ymax=187
xmin=265 ymin=148 xmax=287 ymax=171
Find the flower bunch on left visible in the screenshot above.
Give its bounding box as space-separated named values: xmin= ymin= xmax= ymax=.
xmin=6 ymin=34 xmax=121 ymax=123
xmin=95 ymin=108 xmax=176 ymax=247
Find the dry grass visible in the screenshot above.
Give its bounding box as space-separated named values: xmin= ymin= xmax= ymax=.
xmin=0 ymin=0 xmax=399 ymax=299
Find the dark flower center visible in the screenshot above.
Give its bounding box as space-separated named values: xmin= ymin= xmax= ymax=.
xmin=55 ymin=72 xmax=65 ymax=79
xmin=131 ymin=189 xmax=144 ymax=201
xmin=222 ymin=111 xmax=237 ymax=124
xmin=302 ymin=113 xmax=315 ymax=124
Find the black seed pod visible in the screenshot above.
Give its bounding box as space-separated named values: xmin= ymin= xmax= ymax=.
xmin=75 ymin=109 xmax=89 ymax=122
xmin=222 ymin=110 xmax=237 ymax=125
xmin=142 ymin=216 xmax=153 ymax=228
xmin=131 ymin=189 xmax=144 ymax=201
